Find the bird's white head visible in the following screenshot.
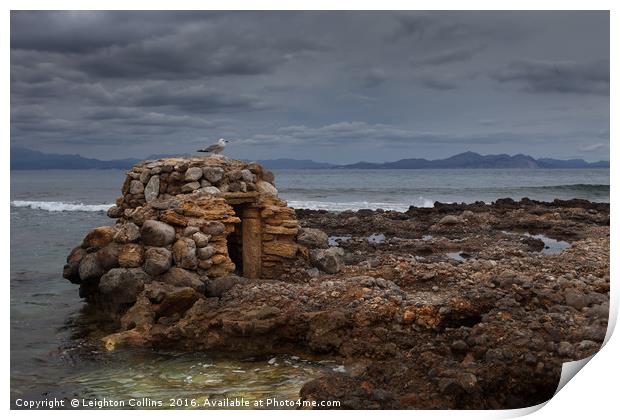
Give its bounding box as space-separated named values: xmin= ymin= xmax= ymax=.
xmin=219 ymin=138 xmax=228 ymax=144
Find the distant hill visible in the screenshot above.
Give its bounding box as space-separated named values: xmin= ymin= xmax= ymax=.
xmin=11 ymin=147 xmax=140 ymax=170
xmin=256 ymin=159 xmax=336 ymax=170
xmin=10 ymin=147 xmax=609 ymax=170
xmin=341 ymin=152 xmax=609 ymax=169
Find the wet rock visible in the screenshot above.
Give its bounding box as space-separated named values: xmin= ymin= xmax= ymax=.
xmin=156 ymin=287 xmax=201 ymax=318
xmin=143 ymin=247 xmax=173 ymax=276
xmin=98 ymin=268 xmax=150 ymax=306
xmin=310 ymin=247 xmax=344 ymax=274
xmin=140 ymin=220 xmax=176 ymax=246
xmin=297 ymin=227 xmax=329 ymax=249
xmin=172 ymin=238 xmax=198 ymax=269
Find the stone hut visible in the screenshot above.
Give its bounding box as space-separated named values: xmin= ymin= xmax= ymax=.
xmin=63 ymin=156 xmax=307 ymax=306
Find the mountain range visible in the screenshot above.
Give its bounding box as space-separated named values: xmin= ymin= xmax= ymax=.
xmin=10 ymin=147 xmax=609 ymax=170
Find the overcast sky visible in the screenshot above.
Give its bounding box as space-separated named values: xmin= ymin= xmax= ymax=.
xmin=10 ymin=11 xmax=609 ymax=163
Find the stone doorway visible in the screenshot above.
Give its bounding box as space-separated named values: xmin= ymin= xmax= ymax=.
xmin=224 ymin=195 xmax=262 ymax=279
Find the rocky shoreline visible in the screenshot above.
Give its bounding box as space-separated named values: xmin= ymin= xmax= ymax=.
xmin=61 ymin=157 xmax=609 ymax=410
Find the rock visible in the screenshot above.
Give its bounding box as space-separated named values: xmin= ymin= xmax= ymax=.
xmin=78 ymin=252 xmax=106 ymax=282
xmin=240 ymin=169 xmax=256 ymax=183
xmin=140 ymin=220 xmax=176 ymax=246
xmin=185 ymin=167 xmax=203 ymax=181
xmin=192 ymin=232 xmax=211 ymax=247
xmin=96 ymin=243 xmax=122 ymax=270
xmin=196 ymin=245 xmax=216 ymax=260
xmin=156 ymin=287 xmax=201 ymax=318
xmin=202 ymin=166 xmax=224 ymax=183
xmin=205 ymin=275 xmax=248 ymax=298
xmin=98 ymin=268 xmax=150 ymax=305
xmin=455 ymin=372 xmax=478 ymax=393
xmin=139 ymin=170 xmax=150 ymax=184
xmin=196 ymin=186 xmax=221 ymax=196
xmin=157 ymin=267 xmax=205 ymax=293
xmin=438 ymin=215 xmax=461 ymax=225
xmin=297 ymin=227 xmax=329 ymax=249
xmin=306 ymin=267 xmax=320 ymax=278
xmin=82 ymin=226 xmax=116 ymax=249
xmin=113 ymin=222 xmax=141 ymax=243
xmin=557 ymin=341 xmax=573 ymax=357
xmin=118 ymin=243 xmax=145 ymax=268
xmin=565 ymin=288 xmax=589 ymax=310
xmin=262 ymin=170 xmax=275 ymax=183
xmin=129 ymin=180 xmax=144 ymax=195
xmin=256 ymin=180 xmax=277 ymax=196
xmin=201 ymin=221 xmax=226 ymax=236
xmin=310 ymin=247 xmax=344 ymax=274
xmin=143 ymin=247 xmax=173 ymax=276
xmin=107 ymin=205 xmax=123 ymax=218
xmin=183 ymin=226 xmax=200 ymax=236
xmin=144 ymin=175 xmax=160 ymax=202
xmin=182 ymin=181 xmax=201 ymax=193
xmin=172 ymin=238 xmax=198 ymax=269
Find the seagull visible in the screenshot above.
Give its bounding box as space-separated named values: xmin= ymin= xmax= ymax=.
xmin=197 ymin=138 xmax=228 ymax=155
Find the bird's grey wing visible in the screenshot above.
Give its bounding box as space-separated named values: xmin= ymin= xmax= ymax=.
xmin=198 ymin=143 xmax=219 ymax=152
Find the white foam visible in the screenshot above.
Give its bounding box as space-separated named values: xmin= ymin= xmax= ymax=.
xmin=11 ymin=200 xmax=112 ymax=212
xmin=286 ymin=198 xmax=434 ymax=212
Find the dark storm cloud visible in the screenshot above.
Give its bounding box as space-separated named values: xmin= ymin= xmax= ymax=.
xmin=10 ymin=11 xmax=609 ymax=162
xmin=491 ymin=59 xmax=610 ymax=95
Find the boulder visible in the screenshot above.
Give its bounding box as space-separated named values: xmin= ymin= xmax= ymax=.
xmin=129 ymin=180 xmax=144 ymax=195
xmin=118 ymin=243 xmax=145 ymax=268
xmin=192 ymin=232 xmax=211 ymax=247
xmin=156 ymin=286 xmax=202 ymax=318
xmin=144 ymin=175 xmax=160 ymax=202
xmin=157 ymin=267 xmax=205 ymax=293
xmin=240 ymin=169 xmax=256 ymax=183
xmin=172 ymin=238 xmax=198 ymax=269
xmin=297 ymin=227 xmax=329 ymax=249
xmin=78 ymin=252 xmax=106 ymax=282
xmin=201 ymin=221 xmax=226 ymax=236
xmin=143 ymin=247 xmax=173 ymax=276
xmin=196 ymin=245 xmax=216 ymax=260
xmin=140 ymin=220 xmax=176 ymax=246
xmin=98 ymin=268 xmax=150 ymax=305
xmin=107 ymin=205 xmax=123 ymax=218
xmin=256 ymin=180 xmax=277 ymax=196
xmin=96 ymin=243 xmax=122 ymax=270
xmin=205 ymin=275 xmax=248 ymax=298
xmin=185 ymin=167 xmax=203 ymax=181
xmin=438 ymin=215 xmax=461 ymax=225
xmin=82 ymin=226 xmax=116 ymax=249
xmin=310 ymin=247 xmax=345 ymax=274
xmin=202 ymin=166 xmax=224 ymax=183
xmin=113 ymin=222 xmax=141 ymax=243
xmin=182 ymin=181 xmax=201 ymax=193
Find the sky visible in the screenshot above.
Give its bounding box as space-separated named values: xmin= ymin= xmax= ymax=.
xmin=10 ymin=11 xmax=610 ymax=163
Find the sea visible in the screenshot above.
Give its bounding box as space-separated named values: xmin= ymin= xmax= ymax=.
xmin=9 ymin=168 xmax=610 ymax=406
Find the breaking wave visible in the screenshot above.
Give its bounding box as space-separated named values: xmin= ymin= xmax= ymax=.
xmin=11 ymin=200 xmax=112 ymax=212
xmin=286 ymin=198 xmax=434 ymax=211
